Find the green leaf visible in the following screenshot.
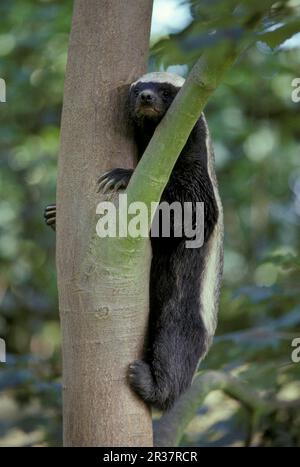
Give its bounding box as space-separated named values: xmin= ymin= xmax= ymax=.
xmin=260 ymin=20 xmax=300 ymax=49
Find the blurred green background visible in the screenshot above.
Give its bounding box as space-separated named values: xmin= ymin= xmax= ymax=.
xmin=0 ymin=0 xmax=300 ymax=447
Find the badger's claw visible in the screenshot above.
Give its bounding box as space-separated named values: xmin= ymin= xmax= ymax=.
xmin=44 ymin=169 xmax=133 ymax=231
xmin=97 ymin=168 xmax=133 ymax=193
xmin=44 ymin=203 xmax=56 ymax=231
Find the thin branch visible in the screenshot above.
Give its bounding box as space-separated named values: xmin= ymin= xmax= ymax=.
xmin=125 ymin=45 xmax=240 ymax=224
xmin=154 ymin=370 xmax=300 ymax=447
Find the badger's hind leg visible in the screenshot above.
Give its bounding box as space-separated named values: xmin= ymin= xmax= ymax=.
xmin=128 ymin=361 xmax=157 ymax=404
xmin=128 ymin=359 xmax=175 ymax=411
xmin=129 ymin=234 xmax=221 ymax=411
xmin=128 ymin=316 xmax=208 ymax=412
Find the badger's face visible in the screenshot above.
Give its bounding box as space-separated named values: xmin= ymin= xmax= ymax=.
xmin=129 ymin=73 xmax=184 ymax=127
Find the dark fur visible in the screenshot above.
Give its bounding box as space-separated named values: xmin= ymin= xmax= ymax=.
xmin=44 ymin=77 xmax=221 ymax=412
xmin=126 ymin=81 xmax=219 ymax=410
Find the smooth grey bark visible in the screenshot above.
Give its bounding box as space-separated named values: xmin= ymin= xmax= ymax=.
xmin=56 ymin=0 xmax=153 ymax=447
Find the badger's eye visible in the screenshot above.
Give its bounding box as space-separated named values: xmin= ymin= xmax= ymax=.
xmin=134 ymin=88 xmax=139 ymax=96
xmin=161 ymin=90 xmax=169 ymax=98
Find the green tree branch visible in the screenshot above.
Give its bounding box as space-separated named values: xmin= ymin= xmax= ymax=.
xmin=154 ymin=370 xmax=300 ymax=447
xmin=126 ymin=45 xmax=239 ymax=220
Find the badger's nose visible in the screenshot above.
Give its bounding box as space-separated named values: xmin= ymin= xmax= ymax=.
xmin=140 ymin=90 xmax=155 ymax=103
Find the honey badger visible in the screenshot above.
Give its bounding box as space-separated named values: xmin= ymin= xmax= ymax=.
xmin=44 ymin=72 xmax=224 ymax=411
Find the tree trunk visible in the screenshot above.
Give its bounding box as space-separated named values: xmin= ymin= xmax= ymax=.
xmin=56 ymin=0 xmax=153 ymax=447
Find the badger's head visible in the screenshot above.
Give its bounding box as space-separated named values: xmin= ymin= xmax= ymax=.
xmin=129 ymin=72 xmax=185 ymax=127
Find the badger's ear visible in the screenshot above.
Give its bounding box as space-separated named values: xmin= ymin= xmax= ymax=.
xmin=128 ymin=84 xmax=134 ymax=95
xmin=129 ymin=83 xmax=139 ymax=95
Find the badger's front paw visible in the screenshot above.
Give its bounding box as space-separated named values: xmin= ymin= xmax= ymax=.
xmin=97 ymin=168 xmax=133 ymax=193
xmin=44 ymin=203 xmax=56 ymax=231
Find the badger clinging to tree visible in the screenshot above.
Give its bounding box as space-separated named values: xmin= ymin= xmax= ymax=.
xmin=44 ymin=71 xmax=224 ymax=411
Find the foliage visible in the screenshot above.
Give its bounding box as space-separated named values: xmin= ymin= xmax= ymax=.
xmin=0 ymin=0 xmax=300 ymax=446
